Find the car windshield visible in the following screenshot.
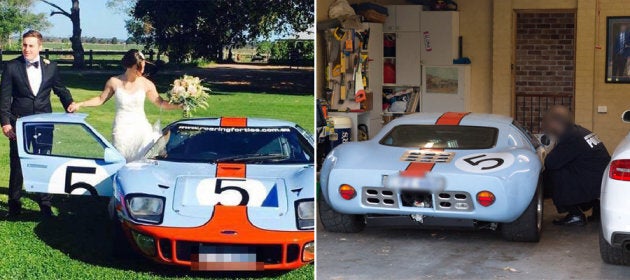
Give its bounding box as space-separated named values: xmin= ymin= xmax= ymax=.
xmin=145 ymin=124 xmax=314 ymax=164
xmin=379 ymin=125 xmax=498 ymax=149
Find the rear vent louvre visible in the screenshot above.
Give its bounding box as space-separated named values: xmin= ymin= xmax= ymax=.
xmin=400 ymin=150 xmax=455 ymax=163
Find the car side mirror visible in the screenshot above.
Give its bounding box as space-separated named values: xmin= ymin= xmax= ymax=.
xmin=622 ymin=110 xmax=630 ymax=123
xmin=104 ymin=148 xmax=125 ymax=164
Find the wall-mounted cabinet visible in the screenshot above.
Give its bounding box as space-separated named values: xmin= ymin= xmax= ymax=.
xmin=421 ymin=11 xmax=460 ymax=65
xmin=383 ymin=8 xmax=459 ymax=87
xmin=384 ymin=5 xmax=422 ymax=32
xmin=394 ymin=32 xmax=422 ymax=86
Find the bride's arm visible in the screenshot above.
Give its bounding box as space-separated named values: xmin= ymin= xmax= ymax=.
xmin=146 ymin=80 xmax=181 ymax=110
xmin=67 ymin=78 xmax=115 ymax=112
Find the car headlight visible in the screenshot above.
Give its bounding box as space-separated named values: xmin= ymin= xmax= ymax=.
xmin=125 ymin=194 xmax=165 ymax=224
xmin=295 ymin=199 xmax=314 ymax=230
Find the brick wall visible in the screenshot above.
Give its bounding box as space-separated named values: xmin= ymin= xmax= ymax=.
xmin=514 ymin=12 xmax=576 ymax=133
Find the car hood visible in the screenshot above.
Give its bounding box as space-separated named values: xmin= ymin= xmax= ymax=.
xmin=116 ymin=159 xmax=314 ymax=231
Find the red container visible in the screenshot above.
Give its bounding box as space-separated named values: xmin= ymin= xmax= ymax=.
xmin=384 ymin=61 xmax=396 ymax=84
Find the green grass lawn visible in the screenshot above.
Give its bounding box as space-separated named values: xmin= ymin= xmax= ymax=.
xmin=0 ymin=71 xmax=314 ymax=280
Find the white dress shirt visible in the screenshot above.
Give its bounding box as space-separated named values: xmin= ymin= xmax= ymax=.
xmin=25 ymin=57 xmax=42 ymax=96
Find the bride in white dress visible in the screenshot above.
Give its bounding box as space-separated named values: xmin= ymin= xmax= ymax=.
xmin=68 ymin=50 xmax=181 ymax=161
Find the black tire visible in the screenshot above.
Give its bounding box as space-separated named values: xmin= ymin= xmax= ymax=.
xmin=108 ymin=198 xmax=137 ymax=258
xmin=599 ymin=227 xmax=630 ymax=265
xmin=501 ymin=183 xmax=543 ymax=242
xmin=318 ymin=194 xmax=366 ymax=233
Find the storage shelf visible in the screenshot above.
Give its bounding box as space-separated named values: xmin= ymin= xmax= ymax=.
xmin=383 ymin=83 xmax=421 ymax=87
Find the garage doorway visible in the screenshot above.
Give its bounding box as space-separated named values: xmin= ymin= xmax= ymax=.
xmin=514 ymin=10 xmax=576 ymax=133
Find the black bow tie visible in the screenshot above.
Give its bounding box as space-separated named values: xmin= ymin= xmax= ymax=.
xmin=27 ymin=61 xmax=39 ymax=68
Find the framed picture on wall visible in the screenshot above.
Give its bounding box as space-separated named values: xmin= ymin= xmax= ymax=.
xmin=606 ymin=16 xmax=630 ymax=83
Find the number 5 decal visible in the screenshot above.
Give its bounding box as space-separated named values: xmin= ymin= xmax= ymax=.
xmin=65 ymin=166 xmax=98 ymax=196
xmin=455 ymin=153 xmax=515 ymax=173
xmin=464 ymin=154 xmax=504 ymax=170
xmin=215 ymin=179 xmax=250 ymax=206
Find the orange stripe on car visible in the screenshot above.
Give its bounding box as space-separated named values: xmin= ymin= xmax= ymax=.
xmin=399 ymin=113 xmax=468 ymax=176
xmin=436 ymin=112 xmax=470 ymax=125
xmin=401 ymin=162 xmax=436 ymax=177
xmin=124 ymin=205 xmax=313 ymax=270
xmin=220 ymin=117 xmax=247 ymax=127
xmin=216 ymin=163 xmax=246 ymax=178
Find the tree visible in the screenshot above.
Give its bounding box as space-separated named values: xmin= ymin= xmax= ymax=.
xmin=110 ymin=37 xmax=118 ymax=44
xmin=0 ymin=0 xmax=50 ymax=48
xmin=88 ymin=36 xmax=96 ymax=43
xmin=125 ymin=37 xmax=134 ymax=45
xmin=61 ymin=37 xmax=69 ymax=43
xmin=40 ymin=0 xmax=85 ymax=69
xmin=118 ymin=0 xmax=314 ymax=63
xmin=256 ymin=41 xmax=272 ymax=56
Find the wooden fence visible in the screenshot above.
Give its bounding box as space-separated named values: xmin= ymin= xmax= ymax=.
xmin=0 ymin=49 xmax=157 ymax=68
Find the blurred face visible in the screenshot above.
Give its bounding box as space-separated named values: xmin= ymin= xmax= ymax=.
xmin=130 ymin=60 xmax=145 ymax=76
xmin=542 ymin=116 xmax=567 ymax=138
xmin=22 ymin=37 xmax=42 ymax=61
xmin=622 ymin=25 xmax=628 ymax=32
xmin=139 ymin=60 xmax=146 ymax=74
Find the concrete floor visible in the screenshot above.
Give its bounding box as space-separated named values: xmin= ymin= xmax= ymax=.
xmin=316 ymin=200 xmax=630 ymax=279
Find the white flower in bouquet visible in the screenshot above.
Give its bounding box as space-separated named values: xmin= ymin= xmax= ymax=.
xmin=166 ymin=75 xmax=211 ymax=118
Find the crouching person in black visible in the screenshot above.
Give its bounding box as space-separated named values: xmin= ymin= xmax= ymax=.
xmin=542 ymin=105 xmax=610 ymax=226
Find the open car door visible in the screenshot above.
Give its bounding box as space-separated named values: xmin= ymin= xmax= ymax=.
xmin=16 ymin=113 xmax=126 ymax=197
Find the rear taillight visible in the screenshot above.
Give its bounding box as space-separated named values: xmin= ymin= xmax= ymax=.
xmin=339 ymin=184 xmax=356 ymax=200
xmin=476 ymin=191 xmax=495 ymax=207
xmin=610 ymin=160 xmax=630 ymax=181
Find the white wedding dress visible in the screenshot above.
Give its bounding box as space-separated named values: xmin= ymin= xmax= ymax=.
xmin=112 ymin=87 xmax=159 ymax=162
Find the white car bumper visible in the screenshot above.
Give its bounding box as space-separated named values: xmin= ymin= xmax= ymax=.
xmin=601 ymin=173 xmax=630 ymax=247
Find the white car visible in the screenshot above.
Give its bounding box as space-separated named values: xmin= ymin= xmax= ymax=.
xmin=600 ymin=110 xmax=630 ymax=265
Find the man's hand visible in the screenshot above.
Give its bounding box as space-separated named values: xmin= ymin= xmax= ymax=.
xmin=536 ymin=146 xmax=547 ymax=164
xmin=67 ymin=102 xmax=80 ymax=113
xmin=2 ymin=124 xmax=16 ymax=140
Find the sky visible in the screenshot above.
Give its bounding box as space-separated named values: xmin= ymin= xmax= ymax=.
xmin=31 ymin=1 xmax=314 ymax=40
xmin=32 ymin=1 xmax=130 ymax=39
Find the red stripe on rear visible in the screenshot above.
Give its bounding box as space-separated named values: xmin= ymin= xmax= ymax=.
xmin=401 ymin=162 xmax=435 ymax=177
xmin=220 ymin=117 xmax=247 ymax=127
xmin=216 ymin=163 xmax=246 ymax=178
xmin=436 ymin=112 xmax=470 ymax=125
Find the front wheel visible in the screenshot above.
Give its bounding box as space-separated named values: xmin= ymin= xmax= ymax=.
xmin=501 ymin=183 xmax=543 ymax=242
xmin=318 ymin=194 xmax=366 ymax=233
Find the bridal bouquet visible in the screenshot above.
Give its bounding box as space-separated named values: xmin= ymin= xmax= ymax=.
xmin=166 ymin=75 xmax=211 ymax=118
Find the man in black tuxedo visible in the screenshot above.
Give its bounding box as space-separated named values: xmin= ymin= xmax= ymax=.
xmin=0 ymin=30 xmax=76 ymax=217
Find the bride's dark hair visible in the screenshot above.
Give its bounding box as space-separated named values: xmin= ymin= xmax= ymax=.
xmin=121 ymin=49 xmax=145 ymax=71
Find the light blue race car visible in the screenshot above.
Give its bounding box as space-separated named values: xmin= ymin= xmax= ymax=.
xmin=319 ymin=112 xmax=544 ymax=242
xmin=16 ymin=113 xmax=315 ymax=270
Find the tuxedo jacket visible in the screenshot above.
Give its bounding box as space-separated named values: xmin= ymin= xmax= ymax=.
xmin=0 ymin=56 xmax=73 ymax=126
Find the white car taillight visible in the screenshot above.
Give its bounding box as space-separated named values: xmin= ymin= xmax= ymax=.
xmin=610 ymin=160 xmax=630 ymax=181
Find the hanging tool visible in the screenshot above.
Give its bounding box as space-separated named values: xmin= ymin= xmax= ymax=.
xmin=339 ymin=50 xmax=347 ymax=104
xmin=359 ymin=28 xmax=370 ymax=50
xmin=355 ymin=67 xmax=366 ymax=103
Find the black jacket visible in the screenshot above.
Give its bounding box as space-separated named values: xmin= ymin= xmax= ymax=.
xmin=0 ymin=56 xmax=73 ymax=126
xmin=544 ymin=125 xmax=610 ymax=206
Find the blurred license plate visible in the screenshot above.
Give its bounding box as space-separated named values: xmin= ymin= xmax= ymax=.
xmin=191 ymin=245 xmax=263 ymax=271
xmin=383 ymin=175 xmax=445 ymax=191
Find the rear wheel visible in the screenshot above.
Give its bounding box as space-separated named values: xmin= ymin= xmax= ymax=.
xmin=599 ymin=227 xmax=630 ymax=265
xmin=318 ymin=194 xmax=366 ymax=233
xmin=501 ymin=183 xmax=543 ymax=242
